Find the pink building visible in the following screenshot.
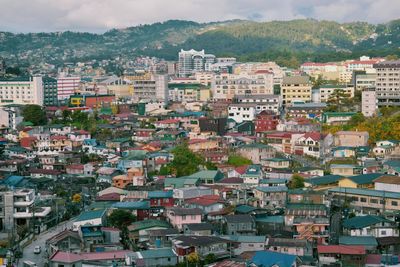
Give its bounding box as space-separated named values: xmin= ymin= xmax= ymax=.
xmin=166 ymin=207 xmax=203 ymax=230
xmin=57 ymin=76 xmax=81 ymax=101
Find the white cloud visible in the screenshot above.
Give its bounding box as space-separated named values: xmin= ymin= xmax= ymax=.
xmin=0 ymin=0 xmax=399 ymax=32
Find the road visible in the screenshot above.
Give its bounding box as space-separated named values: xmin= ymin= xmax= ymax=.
xmin=18 ymin=219 xmax=75 ymax=267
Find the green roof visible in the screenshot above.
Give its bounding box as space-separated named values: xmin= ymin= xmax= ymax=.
xmin=286 ymin=203 xmax=327 ymax=211
xmin=255 ymin=186 xmax=288 ymax=193
xmin=306 ymin=175 xmax=343 ymax=186
xmin=255 ymin=216 xmax=284 ymax=224
xmin=235 ymin=205 xmax=258 ymax=214
xmin=343 ymin=215 xmax=394 ymax=229
xmin=266 ymin=158 xmax=290 ymax=162
xmin=339 ymin=236 xmax=377 ymax=246
xmin=342 ymin=173 xmax=385 ymax=185
xmin=75 ymin=209 xmax=106 ymax=222
xmin=328 ymin=187 xmax=400 ymax=199
xmin=128 ymin=219 xmax=170 ymax=232
xmin=222 ymin=235 xmax=266 ymax=243
xmin=138 ymin=248 xmax=177 ymax=259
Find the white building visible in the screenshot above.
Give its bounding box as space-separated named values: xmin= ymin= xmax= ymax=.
xmin=0 ymin=76 xmax=44 ymax=106
xmin=212 ymin=71 xmax=274 ymax=100
xmin=57 ymin=75 xmax=80 ymax=102
xmin=234 ymin=94 xmax=280 ymax=113
xmin=228 ymin=104 xmax=257 ymax=123
xmin=319 ymin=85 xmax=354 ymax=102
xmin=178 ymin=49 xmax=216 ymax=77
xmin=361 ymin=88 xmax=377 ymax=117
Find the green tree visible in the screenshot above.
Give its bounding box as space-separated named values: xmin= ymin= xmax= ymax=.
xmin=108 ymin=209 xmax=136 ymax=229
xmin=204 ymin=253 xmax=217 ymax=264
xmin=22 ymin=104 xmax=47 ymax=125
xmin=348 ymin=112 xmax=365 ymax=126
xmin=169 ymin=144 xmax=205 ymax=177
xmin=227 ymin=154 xmax=252 ymax=167
xmin=289 ymin=174 xmax=305 ymax=189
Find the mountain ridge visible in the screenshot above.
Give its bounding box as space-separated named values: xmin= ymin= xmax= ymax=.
xmin=0 ymin=19 xmax=399 ymax=67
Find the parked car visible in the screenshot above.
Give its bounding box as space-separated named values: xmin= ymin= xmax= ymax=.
xmin=33 ymin=246 xmax=41 ymax=254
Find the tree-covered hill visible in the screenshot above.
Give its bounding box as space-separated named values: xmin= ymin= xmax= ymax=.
xmin=1 ymin=18 xmax=400 ymax=66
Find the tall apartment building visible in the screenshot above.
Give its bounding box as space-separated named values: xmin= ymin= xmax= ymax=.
xmin=0 ymin=188 xmax=51 ymax=232
xmin=132 ymin=74 xmax=168 ymax=102
xmin=57 ymin=75 xmax=81 ymax=102
xmin=178 ymin=49 xmax=216 ymax=77
xmin=0 ymin=76 xmax=44 ymax=106
xmin=374 ymin=60 xmax=400 ymax=107
xmin=212 ymin=71 xmax=274 ymax=100
xmin=362 ymin=88 xmax=377 ymax=117
xmin=43 ymin=77 xmax=58 ymax=106
xmin=281 ymin=76 xmax=312 ymax=105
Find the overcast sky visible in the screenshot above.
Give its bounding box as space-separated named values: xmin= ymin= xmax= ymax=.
xmin=1 ymin=0 xmax=399 ymax=33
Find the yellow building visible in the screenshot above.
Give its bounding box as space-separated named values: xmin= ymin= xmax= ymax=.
xmin=108 ymin=84 xmax=133 ymax=98
xmin=281 ymin=76 xmax=312 ymax=105
xmin=338 ymin=173 xmax=385 ymax=189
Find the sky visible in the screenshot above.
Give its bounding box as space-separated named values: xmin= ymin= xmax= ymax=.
xmin=0 ymin=0 xmax=399 ymax=33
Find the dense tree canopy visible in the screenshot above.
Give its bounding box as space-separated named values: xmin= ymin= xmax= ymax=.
xmin=22 ymin=104 xmax=47 ymax=126
xmin=108 ymin=209 xmax=136 ymax=229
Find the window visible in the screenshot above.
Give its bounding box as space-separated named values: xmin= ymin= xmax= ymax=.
xmin=392 ymin=201 xmax=398 ymax=206
xmin=360 ymin=197 xmax=367 ymax=203
xmin=370 ymin=199 xmax=378 ymax=204
xmin=182 ymin=215 xmax=186 ymax=220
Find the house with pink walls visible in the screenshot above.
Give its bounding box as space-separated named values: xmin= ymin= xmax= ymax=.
xmin=166 ymin=207 xmax=203 ymax=231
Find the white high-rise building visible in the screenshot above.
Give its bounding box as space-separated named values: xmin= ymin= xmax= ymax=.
xmin=0 ymin=76 xmax=44 ymax=106
xmin=178 ymin=49 xmax=216 ymax=77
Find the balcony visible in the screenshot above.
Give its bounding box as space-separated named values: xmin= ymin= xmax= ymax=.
xmin=13 ymin=207 xmax=51 ymax=218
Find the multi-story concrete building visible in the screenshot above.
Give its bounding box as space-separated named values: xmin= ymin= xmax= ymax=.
xmin=233 ymin=94 xmax=280 ymax=113
xmin=212 ymin=71 xmax=274 ymax=100
xmin=281 ymin=76 xmax=312 ymax=105
xmin=0 ymin=76 xmax=44 ymax=106
xmin=178 ymin=49 xmax=216 ymax=77
xmin=57 ymin=75 xmax=80 ymax=103
xmin=374 ymin=60 xmax=400 ymax=107
xmin=319 ymin=85 xmax=354 ymax=102
xmin=233 ymin=62 xmax=284 ymax=85
xmin=0 ymin=188 xmax=51 ymax=233
xmin=355 ymin=73 xmax=377 ymax=91
xmin=0 ymin=104 xmax=24 ymax=129
xmin=132 ymin=74 xmax=168 ymax=102
xmin=362 ymin=88 xmax=377 ymax=117
xmin=43 ymin=77 xmax=58 ymax=106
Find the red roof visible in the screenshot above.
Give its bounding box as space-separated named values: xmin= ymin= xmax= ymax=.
xmin=96 ymin=192 xmax=121 ymax=202
xmin=255 ymin=70 xmax=272 ymax=74
xmin=303 ymin=132 xmax=321 ymax=141
xmin=186 ymin=195 xmax=223 ymax=206
xmin=74 ymin=130 xmax=89 ymax=135
xmin=30 ymin=169 xmax=61 ymax=175
xmin=67 ymin=164 xmax=84 ymax=170
xmin=266 ymin=132 xmax=293 ymax=138
xmin=219 ymin=177 xmax=244 ymax=184
xmin=81 ymin=250 xmax=131 ymax=261
xmin=234 ymin=165 xmax=248 ymax=175
xmin=155 ymin=158 xmax=168 ymax=165
xmin=50 ymin=251 xmax=82 ymax=263
xmin=317 ymin=245 xmax=366 ymax=255
xmin=155 ymin=119 xmax=180 ymax=124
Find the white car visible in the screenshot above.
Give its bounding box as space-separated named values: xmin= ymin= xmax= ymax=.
xmin=33 ymin=246 xmax=41 ymax=254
